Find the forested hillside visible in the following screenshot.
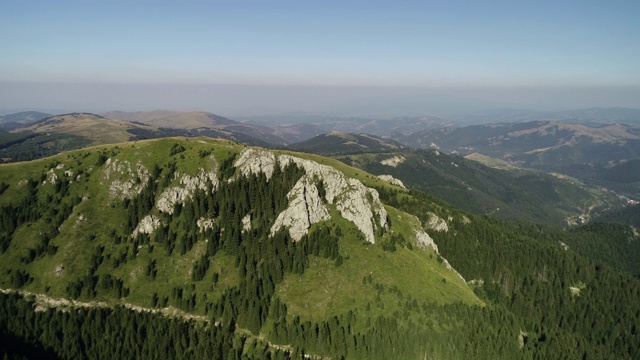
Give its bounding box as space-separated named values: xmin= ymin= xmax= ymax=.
xmin=1 ymin=138 xmax=639 ymax=359
xmin=336 ymin=149 xmax=621 ymax=227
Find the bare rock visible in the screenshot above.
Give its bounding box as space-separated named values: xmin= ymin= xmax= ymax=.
xmin=242 ymin=214 xmax=252 ymax=232
xmin=426 ymin=212 xmax=449 ymax=232
xmin=132 ymin=215 xmax=161 ymax=237
xmin=103 ymin=159 xmax=150 ymax=200
xmin=377 ymin=174 xmax=406 ymax=188
xmin=236 ymin=149 xmax=389 ymax=243
xmin=157 ymin=169 xmax=218 ymax=214
xmin=270 ymin=176 xmax=330 ymax=241
xmin=234 ymin=148 xmax=276 ymax=179
xmin=380 ymin=156 xmax=406 ymax=167
xmin=279 ymin=154 xmax=388 ymax=244
xmin=45 ymin=169 xmax=58 ymax=185
xmin=415 ymin=230 xmax=439 ymax=252
xmin=197 ymin=217 xmax=215 ymax=232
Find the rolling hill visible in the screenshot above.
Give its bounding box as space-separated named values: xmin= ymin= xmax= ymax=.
xmin=104 ymin=110 xmax=288 ymax=145
xmin=455 ymin=107 xmax=640 ymax=127
xmin=288 ymin=131 xmax=406 ymax=155
xmin=1 ymin=112 xmax=271 ymax=163
xmin=0 ymin=111 xmax=51 ymax=131
xmin=335 ymin=149 xmax=623 ymax=227
xmin=392 ymin=120 xmax=640 ymax=198
xmin=1 ymin=138 xmax=640 ymax=358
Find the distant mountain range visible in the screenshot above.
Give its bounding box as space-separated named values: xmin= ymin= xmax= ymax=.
xmin=391 ymin=120 xmax=640 ymax=197
xmin=3 ymin=108 xmax=640 ymax=199
xmin=0 ymin=112 xmax=271 ymax=163
xmin=0 ymin=111 xmax=51 ymax=131
xmin=288 ymin=131 xmax=406 ymax=155
xmin=454 ymin=107 xmax=640 ymax=127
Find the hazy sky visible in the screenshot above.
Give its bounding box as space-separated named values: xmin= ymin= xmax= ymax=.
xmin=1 ymin=0 xmax=639 ymax=117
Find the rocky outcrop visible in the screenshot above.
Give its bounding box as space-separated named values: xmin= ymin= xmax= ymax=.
xmin=380 ymin=155 xmax=406 ymax=167
xmin=377 ymin=174 xmax=405 ymax=188
xmin=236 ymin=148 xmax=388 ymax=243
xmin=132 ymin=215 xmax=161 ymax=237
xmin=103 ymin=158 xmax=150 ymax=200
xmin=270 ymin=176 xmax=330 ymax=241
xmin=411 ymin=215 xmax=465 ymax=281
xmin=234 ymin=148 xmax=277 ymax=179
xmin=280 ymin=154 xmax=388 ymax=244
xmin=415 ymin=229 xmax=438 ymax=252
xmin=242 ymin=214 xmax=252 ymax=232
xmin=426 ymin=212 xmax=448 ymax=232
xmin=45 ymin=169 xmax=58 ymax=185
xmin=157 ymin=169 xmax=218 ymax=214
xmin=197 ymin=217 xmax=215 ymax=232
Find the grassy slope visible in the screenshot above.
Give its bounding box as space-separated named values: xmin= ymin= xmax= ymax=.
xmin=0 ymin=137 xmax=479 ymax=324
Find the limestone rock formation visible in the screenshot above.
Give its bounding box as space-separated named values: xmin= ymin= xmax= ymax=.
xmin=157 ymin=169 xmax=218 ymax=214
xmin=103 ymin=158 xmax=150 ymax=200
xmin=415 ymin=230 xmax=439 ymax=252
xmin=380 ymin=155 xmax=406 ymax=167
xmin=132 ymin=215 xmax=161 ymax=237
xmin=377 ymin=174 xmax=406 ymax=188
xmin=412 ymin=215 xmax=465 ymax=281
xmin=236 ymin=148 xmax=388 ymax=243
xmin=242 ymin=214 xmax=252 ymax=232
xmin=426 ymin=212 xmax=449 ymax=232
xmin=234 ymin=148 xmax=276 ymax=179
xmin=196 ymin=217 xmax=215 ymax=231
xmin=270 ymin=176 xmax=330 ymax=241
xmin=197 ymin=217 xmax=215 ymax=232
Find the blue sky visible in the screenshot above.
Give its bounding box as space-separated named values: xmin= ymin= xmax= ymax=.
xmin=1 ymin=0 xmax=639 ymax=115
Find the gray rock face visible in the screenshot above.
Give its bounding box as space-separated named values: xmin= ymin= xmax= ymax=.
xmin=242 ymin=214 xmax=252 ymax=232
xmin=197 ymin=217 xmax=215 ymax=232
xmin=45 ymin=169 xmax=58 ymax=185
xmin=236 ymin=149 xmax=388 ymax=243
xmin=234 ymin=148 xmax=276 ymax=179
xmin=132 ymin=215 xmax=161 ymax=237
xmin=377 ymin=174 xmax=406 ymax=188
xmin=426 ymin=212 xmax=449 ymax=232
xmin=415 ymin=229 xmax=439 ymax=252
xmin=103 ymin=158 xmax=150 ymax=200
xmin=411 ymin=215 xmax=465 ymax=282
xmin=380 ymin=156 xmax=406 ymax=167
xmin=270 ymin=176 xmax=330 ymax=241
xmin=157 ymin=169 xmax=218 ymax=214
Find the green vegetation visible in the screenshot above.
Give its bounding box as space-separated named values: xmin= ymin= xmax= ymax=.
xmin=0 ymin=131 xmax=93 ymax=163
xmin=1 ymin=138 xmax=639 ymax=359
xmin=338 ymin=149 xmax=623 ymax=227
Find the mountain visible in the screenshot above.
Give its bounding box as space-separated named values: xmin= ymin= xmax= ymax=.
xmin=18 ymin=112 xmax=157 ymax=144
xmin=104 ymin=110 xmax=288 ymax=145
xmin=335 ymin=149 xmax=623 ymax=227
xmin=243 ymin=113 xmax=453 ymax=142
xmin=288 ymin=131 xmax=406 ymax=155
xmin=0 ymin=111 xmax=52 ymax=131
xmin=1 ymin=138 xmax=640 ymax=359
xmin=455 ymin=107 xmax=640 ymax=127
xmin=393 ymin=120 xmax=640 ymax=197
xmin=1 ymin=112 xmax=271 ymax=163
